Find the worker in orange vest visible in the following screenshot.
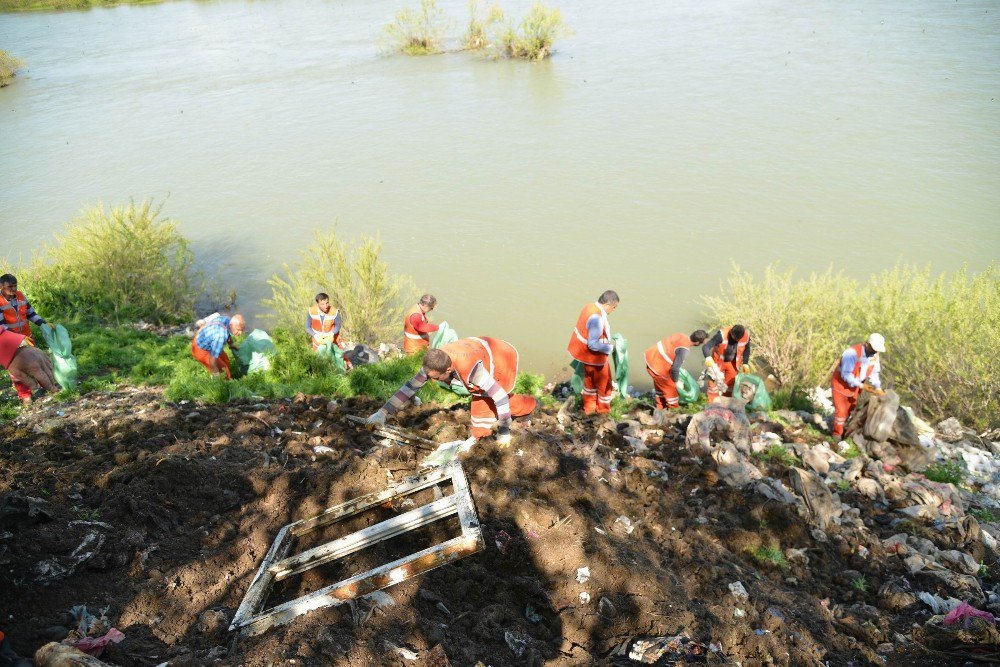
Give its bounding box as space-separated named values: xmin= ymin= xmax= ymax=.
xmin=567 ymin=290 xmax=619 ymax=414
xmin=367 ymin=336 xmax=536 ymax=446
xmin=306 ymin=292 xmax=344 ymax=351
xmin=0 ymin=628 xmax=31 ymax=667
xmin=403 ymin=293 xmax=439 ymax=354
xmin=831 ymin=333 xmax=885 ymax=438
xmin=702 ymin=325 xmax=751 ymax=402
xmin=0 ymin=328 xmax=58 ymax=403
xmin=645 ymin=330 xmax=708 ymax=411
xmin=0 ymin=273 xmax=54 ymax=403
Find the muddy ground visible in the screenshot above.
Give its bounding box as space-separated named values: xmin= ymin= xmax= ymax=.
xmin=0 ymin=387 xmax=993 ymax=665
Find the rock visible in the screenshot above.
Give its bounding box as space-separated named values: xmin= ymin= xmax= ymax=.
xmin=936 ymin=417 xmax=966 ymax=442
xmin=196 ymin=609 xmax=229 ymax=636
xmin=802 ymin=446 xmax=831 ymax=475
xmin=855 ymin=478 xmax=884 ymax=501
xmin=891 ymin=407 xmax=921 ymax=447
xmin=789 ymin=467 xmax=837 ymax=529
xmin=712 ymin=442 xmax=763 ymax=488
xmin=868 ymin=441 xmax=902 ymax=469
xmin=877 ymin=580 xmax=918 ymax=611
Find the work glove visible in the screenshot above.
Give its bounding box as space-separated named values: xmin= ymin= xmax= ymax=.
xmin=365 ymin=408 xmax=387 ymax=428
xmin=458 ymin=436 xmax=478 ymax=453
xmin=741 ymin=364 xmax=751 ymax=374
xmin=704 ymin=358 xmax=715 ymax=367
xmin=863 ymin=384 xmax=886 ymax=397
xmin=496 ymin=424 xmax=512 ymax=448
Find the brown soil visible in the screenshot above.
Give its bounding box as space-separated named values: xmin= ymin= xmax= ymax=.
xmin=0 ymin=388 xmax=965 ymax=666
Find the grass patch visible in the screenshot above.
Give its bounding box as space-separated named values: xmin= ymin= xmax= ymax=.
xmin=851 ymin=575 xmax=868 ymax=593
xmin=840 ymin=440 xmax=862 ymax=460
xmin=1 ymin=200 xmax=198 ymax=325
xmin=0 ymin=49 xmax=24 ymax=86
xmin=752 ymin=444 xmax=801 ymax=467
xmin=384 ymin=0 xmax=447 ymax=56
xmin=970 ymin=508 xmax=1000 ymax=524
xmin=923 ymin=460 xmax=965 ymax=485
xmin=747 ymin=545 xmax=787 ymax=568
xmin=701 ymin=263 xmax=1000 ymax=430
xmin=834 ymin=479 xmax=851 ymax=493
xmin=898 ymin=519 xmax=933 ymax=540
xmin=770 ymin=386 xmax=814 ymax=413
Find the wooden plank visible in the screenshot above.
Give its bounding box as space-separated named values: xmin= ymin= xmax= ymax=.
xmin=269 ymin=495 xmax=459 ymax=581
xmin=229 ymin=524 xmax=291 ymax=629
xmin=345 ymin=415 xmax=440 ymax=448
xmin=289 ymin=466 xmax=451 ymax=536
xmin=236 ymin=533 xmax=482 ymax=636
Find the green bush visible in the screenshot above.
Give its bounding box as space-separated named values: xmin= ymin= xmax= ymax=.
xmin=0 ymin=50 xmax=24 ymax=86
xmin=701 ymin=263 xmax=1000 ymax=429
xmin=1 ymin=200 xmax=197 ymax=325
xmin=262 ymin=229 xmax=417 ymax=347
xmin=465 ymin=0 xmax=503 ymax=50
xmin=923 ymin=459 xmax=965 ymax=485
xmin=752 ymin=444 xmax=801 ymax=467
xmin=487 ymin=2 xmax=570 ymax=60
xmin=384 ymin=0 xmax=448 ymax=56
xmin=747 ymin=545 xmax=787 ymax=568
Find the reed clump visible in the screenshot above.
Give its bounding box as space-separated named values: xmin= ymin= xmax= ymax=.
xmin=1 ymin=200 xmax=198 ymax=325
xmin=383 ymin=0 xmax=448 ymax=56
xmin=0 ymin=50 xmax=24 ymax=86
xmin=475 ymin=1 xmax=570 ymax=60
xmin=702 ymin=263 xmax=1000 ymax=429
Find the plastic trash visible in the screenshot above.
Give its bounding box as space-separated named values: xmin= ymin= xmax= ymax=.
xmin=611 ymin=333 xmax=629 ymax=399
xmin=610 ymin=634 xmax=709 ymax=664
xmin=40 ymin=323 xmax=78 ymax=390
xmin=234 ymin=329 xmax=276 ymax=375
xmin=422 ymin=438 xmax=476 ymax=466
xmin=942 ymin=602 xmax=995 ymax=627
xmin=344 ymin=344 xmax=378 ymax=366
xmin=728 ymin=581 xmax=749 ymax=600
xmin=69 ymin=627 xmax=125 ymax=657
xmin=430 ymin=321 xmax=459 ymax=349
xmin=576 ymin=566 xmax=590 ymax=583
xmin=733 ymin=372 xmax=772 ymax=411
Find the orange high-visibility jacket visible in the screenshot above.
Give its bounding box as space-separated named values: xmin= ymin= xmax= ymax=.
xmin=308 ymin=304 xmax=341 ymax=350
xmin=567 ymin=302 xmax=611 ymax=366
xmin=711 ymin=326 xmax=750 ymax=367
xmin=831 ymin=343 xmax=876 ymax=397
xmin=645 ymin=333 xmax=693 ymax=378
xmin=403 ymin=304 xmax=431 ymax=354
xmin=0 ymin=290 xmax=32 ymax=337
xmin=440 ymin=337 xmax=517 ymax=397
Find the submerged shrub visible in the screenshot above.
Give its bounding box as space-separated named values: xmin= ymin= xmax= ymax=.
xmin=701 ymin=263 xmax=1000 ymax=429
xmin=1 ymin=200 xmax=197 ymax=324
xmin=262 ymin=229 xmax=417 ymax=347
xmin=384 ymin=0 xmax=447 ymax=56
xmin=488 ymin=2 xmax=570 ymax=60
xmin=464 ymin=0 xmax=503 ymax=51
xmin=0 ymin=50 xmax=25 ymax=87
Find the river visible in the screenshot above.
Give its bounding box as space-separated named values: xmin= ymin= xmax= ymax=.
xmin=1 ymin=0 xmax=998 ymax=382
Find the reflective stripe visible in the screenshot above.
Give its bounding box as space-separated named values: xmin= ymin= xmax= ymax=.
xmin=466 ymin=337 xmax=494 ymax=380
xmin=404 ymin=331 xmax=425 ymax=340
xmin=656 ymin=340 xmax=674 ymax=366
xmin=573 ymin=328 xmax=589 ymax=345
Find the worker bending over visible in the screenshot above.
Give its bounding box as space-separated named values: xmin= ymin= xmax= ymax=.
xmin=367 ymin=337 xmax=536 ymax=446
xmin=645 ymin=330 xmax=707 ymax=411
xmin=403 ymin=293 xmax=439 ymax=354
xmin=568 ymin=290 xmax=619 ymax=414
xmin=191 ymin=313 xmax=245 ymax=379
xmin=307 ymin=293 xmax=344 ymax=351
xmin=831 ymin=333 xmax=885 ymax=438
xmin=702 ymin=324 xmax=751 ymax=402
xmin=0 ymin=274 xmax=54 ymax=402
xmin=0 ymin=328 xmax=58 ymax=403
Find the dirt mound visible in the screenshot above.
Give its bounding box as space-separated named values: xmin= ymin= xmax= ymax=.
xmin=0 ymin=388 xmax=990 ymax=665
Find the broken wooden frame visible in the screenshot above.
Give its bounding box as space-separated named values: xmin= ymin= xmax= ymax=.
xmin=229 ymin=460 xmax=483 ymax=636
xmin=344 ymin=414 xmax=438 ymax=450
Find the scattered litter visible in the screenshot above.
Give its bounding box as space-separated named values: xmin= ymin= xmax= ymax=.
xmin=423 ymin=439 xmax=476 ymax=466
xmin=504 ymin=629 xmax=531 ymax=657
xmin=599 ymin=596 xmax=618 ymax=618
xmin=728 ymin=581 xmax=749 ymax=601
xmin=857 ymin=545 xmax=869 ymax=559
xmin=495 ymin=530 xmax=512 ymax=555
xmin=576 ymin=566 xmax=591 ymax=583
xmin=579 ymin=591 xmax=591 ymax=604
xmin=942 ymin=601 xmax=995 ymax=627
xmin=66 ymin=628 xmax=125 ymax=658
xmin=435 ymin=602 xmax=451 ymax=616
xmin=733 ymin=608 xmax=745 ymax=618
xmin=754 ymin=629 xmax=771 ymax=636
xmin=612 ymin=515 xmax=636 ymax=535
xmin=525 ymin=603 xmax=542 ymax=623
xmin=918 ymin=591 xmax=962 ymax=615
xmin=384 ymin=641 xmax=418 ymax=660
xmin=610 ymin=634 xmax=709 ymax=664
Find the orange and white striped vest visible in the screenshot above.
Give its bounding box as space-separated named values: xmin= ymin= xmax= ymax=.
xmin=711 ymin=326 xmax=749 ymax=367
xmin=567 ymin=302 xmax=610 ymax=366
xmin=440 ymin=337 xmax=517 ymax=397
xmin=403 ymin=304 xmax=431 ymax=354
xmin=0 ymin=290 xmax=32 ymax=338
xmin=831 ymin=343 xmax=877 ymax=396
xmin=644 ymin=333 xmax=693 ymax=378
xmin=308 ymin=304 xmax=340 ymax=350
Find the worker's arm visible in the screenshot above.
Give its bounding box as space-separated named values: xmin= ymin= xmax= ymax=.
xmin=868 ymin=355 xmax=882 ymax=390
xmin=741 ymin=341 xmax=751 ymax=365
xmin=669 ymin=347 xmax=689 ymax=381
xmin=408 ymin=312 xmax=439 ymax=334
xmin=330 ymin=311 xmax=342 ymax=336
xmin=702 ymin=330 xmax=722 ymax=358
xmin=586 ymin=314 xmax=612 ymax=355
xmin=305 ymin=313 xmax=317 ymax=339
xmin=383 ymin=370 xmax=429 ymax=414
xmin=839 ymin=348 xmax=863 ymax=388
xmin=469 ymin=362 xmax=510 ymax=424
xmin=207 ymin=354 xmax=221 ymax=375
xmin=24 ymin=298 xmax=46 ymax=327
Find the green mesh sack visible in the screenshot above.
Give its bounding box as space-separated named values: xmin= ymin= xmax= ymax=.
xmin=234 ymin=329 xmax=277 ymax=375
xmin=734 ymin=372 xmax=772 ymax=411
xmin=40 ymin=324 xmax=78 ymax=391
xmin=611 ymin=333 xmax=629 ymax=399
xmin=676 ymin=368 xmax=700 ymax=405
xmin=430 ymin=321 xmax=459 ymax=349
xmin=316 ymin=342 xmax=346 ymax=373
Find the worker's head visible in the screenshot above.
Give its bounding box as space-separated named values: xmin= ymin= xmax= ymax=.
xmin=0 ymin=274 xmax=17 ymax=299
xmin=419 ymin=294 xmax=437 ymax=313
xmin=229 ymin=314 xmax=246 ymax=337
xmin=315 ymin=292 xmax=330 ymax=312
xmin=865 ymin=333 xmax=886 ymax=355
xmin=690 ymin=329 xmax=708 ymax=346
xmin=422 ymin=348 xmax=453 ymax=380
xmin=728 ymin=325 xmax=746 ymax=343
xmin=598 ymin=290 xmax=619 ymax=314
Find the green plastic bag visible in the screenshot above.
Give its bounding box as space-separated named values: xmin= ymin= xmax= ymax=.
xmin=611 ymin=333 xmax=629 ymax=399
xmin=734 ymin=372 xmax=772 ymax=411
xmin=676 ymin=367 xmax=700 ymax=405
xmin=430 ymin=321 xmax=459 ymax=349
xmin=316 ymin=341 xmax=347 ymax=373
xmin=235 ymin=329 xmax=277 ymax=375
xmin=570 ymin=334 xmax=629 ymax=399
xmin=40 ymin=324 xmax=78 ymax=391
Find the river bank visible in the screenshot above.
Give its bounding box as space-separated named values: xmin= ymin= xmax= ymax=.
xmin=1 ymin=381 xmax=998 ymax=665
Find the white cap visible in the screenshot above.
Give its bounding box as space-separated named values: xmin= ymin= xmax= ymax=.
xmin=867 ymin=333 xmax=886 ymax=353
